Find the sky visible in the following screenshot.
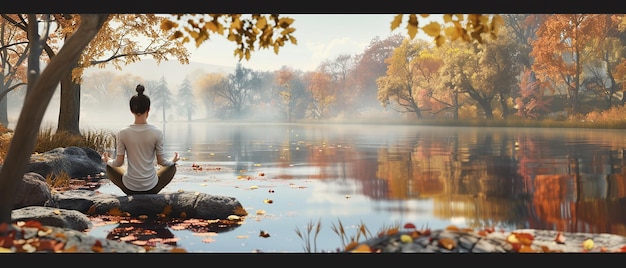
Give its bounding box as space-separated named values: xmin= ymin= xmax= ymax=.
xmin=184 ymin=14 xmax=436 ymax=72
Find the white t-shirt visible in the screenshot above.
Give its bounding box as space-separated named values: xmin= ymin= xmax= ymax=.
xmin=110 ymin=124 xmax=170 ymax=191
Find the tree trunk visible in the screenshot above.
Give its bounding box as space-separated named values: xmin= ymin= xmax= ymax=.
xmin=0 ymin=14 xmax=108 ymax=226
xmin=0 ymin=89 xmax=8 ymax=127
xmin=57 ymin=70 xmax=81 ymax=135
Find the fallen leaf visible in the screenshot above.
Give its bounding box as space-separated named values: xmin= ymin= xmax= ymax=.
xmin=400 ymin=234 xmax=413 ymax=243
xmin=259 ymin=230 xmax=270 ymax=238
xmin=583 ymin=239 xmax=594 ymax=250
xmin=351 ymin=244 xmax=372 ymax=253
xmin=438 ymin=237 xmax=456 ymax=250
xmin=554 ymin=232 xmax=566 ymax=244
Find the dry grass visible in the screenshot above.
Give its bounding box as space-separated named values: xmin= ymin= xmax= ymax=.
xmin=33 ymin=126 xmax=116 ymax=154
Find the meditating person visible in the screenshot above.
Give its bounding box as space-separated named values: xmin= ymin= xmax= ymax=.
xmin=101 ymin=84 xmax=180 ymax=195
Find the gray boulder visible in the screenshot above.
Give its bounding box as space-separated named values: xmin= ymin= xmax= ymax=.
xmin=11 ymin=206 xmax=92 ymax=231
xmin=14 ymin=172 xmax=54 ymax=209
xmin=53 ymin=190 xmax=247 ymax=220
xmin=27 ymin=146 xmax=105 ymax=179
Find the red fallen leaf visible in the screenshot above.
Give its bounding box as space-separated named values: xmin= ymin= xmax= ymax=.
xmin=23 ymin=220 xmax=43 ymax=228
xmin=619 ymin=245 xmax=626 ymax=252
xmin=512 ymin=232 xmax=534 ymax=246
xmin=403 ymin=223 xmax=416 ymax=230
xmin=554 ymin=232 xmax=566 ymax=244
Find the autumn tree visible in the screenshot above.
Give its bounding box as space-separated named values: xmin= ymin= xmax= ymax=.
xmin=0 ymin=14 xmax=109 ymax=226
xmin=531 ymin=14 xmax=606 ymax=115
xmin=176 ymin=76 xmax=196 ymax=121
xmin=216 ymin=63 xmax=259 ymax=119
xmin=306 ymin=69 xmax=333 ymax=119
xmin=581 ymin=14 xmax=626 ymax=109
xmin=196 ymin=73 xmax=227 ymax=118
xmin=514 ymin=67 xmax=552 ymax=119
xmin=377 ymin=39 xmax=434 ymax=119
xmin=437 ymin=26 xmax=520 ymax=120
xmin=0 ymin=15 xmax=31 ymax=127
xmin=352 ymin=34 xmax=404 ymax=112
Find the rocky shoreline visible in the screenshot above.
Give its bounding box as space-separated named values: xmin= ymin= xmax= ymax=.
xmin=344 ymin=227 xmax=626 ymax=253
xmin=3 ymin=222 xmax=626 ymax=253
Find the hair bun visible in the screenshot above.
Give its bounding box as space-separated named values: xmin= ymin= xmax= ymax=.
xmin=136 ymin=84 xmax=145 ymax=95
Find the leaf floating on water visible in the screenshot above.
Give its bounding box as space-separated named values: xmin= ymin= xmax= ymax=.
xmin=256 ymin=210 xmax=266 ymax=215
xmin=344 ymin=195 xmax=351 ymax=199
xmin=259 ymin=230 xmax=270 ymax=238
xmin=263 ymin=199 xmax=273 ymax=204
xmin=250 ymin=185 xmax=259 ymax=190
xmin=236 ymin=235 xmax=249 ymax=239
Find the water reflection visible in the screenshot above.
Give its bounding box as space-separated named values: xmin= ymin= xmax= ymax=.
xmin=96 ymin=122 xmax=626 ymax=249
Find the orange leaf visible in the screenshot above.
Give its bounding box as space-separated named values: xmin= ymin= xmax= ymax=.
xmin=92 ymin=240 xmax=104 ymax=253
xmin=438 ymin=237 xmax=456 ymax=250
xmin=519 ymin=245 xmax=537 ymax=253
xmin=445 ymin=225 xmax=459 ymax=231
xmin=351 ymin=244 xmax=372 ymax=253
xmin=344 ymin=241 xmax=359 ymax=251
xmin=107 ymin=207 xmax=124 ymax=216
xmin=161 ymin=205 xmax=173 ymax=217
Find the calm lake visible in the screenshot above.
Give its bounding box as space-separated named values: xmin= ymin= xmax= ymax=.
xmin=83 ymin=122 xmax=626 ymax=253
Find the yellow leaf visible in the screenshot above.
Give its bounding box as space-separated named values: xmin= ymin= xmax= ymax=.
xmin=422 ymin=22 xmax=441 ymax=37
xmin=53 ymin=209 xmax=61 ymax=215
xmin=256 ymin=209 xmax=266 ymax=215
xmin=390 ymin=14 xmax=403 ymax=31
xmin=406 ymin=14 xmax=418 ymax=39
xmin=583 ymin=239 xmax=594 ymax=250
xmin=400 ymin=234 xmax=413 ymax=243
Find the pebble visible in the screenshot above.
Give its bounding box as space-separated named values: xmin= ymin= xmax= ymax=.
xmin=345 ymin=228 xmax=626 ymax=253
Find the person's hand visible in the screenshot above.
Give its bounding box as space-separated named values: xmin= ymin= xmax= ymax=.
xmin=172 ymin=152 xmax=180 ymax=163
xmin=101 ymin=151 xmax=110 ymax=163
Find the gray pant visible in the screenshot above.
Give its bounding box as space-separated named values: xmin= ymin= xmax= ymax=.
xmin=106 ymin=164 xmax=177 ymax=195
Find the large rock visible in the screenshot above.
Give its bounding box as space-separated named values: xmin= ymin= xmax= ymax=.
xmin=14 ymin=172 xmax=54 ymax=209
xmin=53 ymin=190 xmax=248 ymax=220
xmin=27 ymin=146 xmax=105 ymax=179
xmin=11 ymin=206 xmax=92 ymax=231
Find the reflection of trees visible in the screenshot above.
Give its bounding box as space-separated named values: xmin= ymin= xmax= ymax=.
xmin=370 ymin=128 xmax=626 ymax=235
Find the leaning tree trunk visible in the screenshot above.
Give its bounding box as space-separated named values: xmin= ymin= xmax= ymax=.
xmin=0 ymin=14 xmax=108 ymax=226
xmin=57 ymin=66 xmax=81 ymax=135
